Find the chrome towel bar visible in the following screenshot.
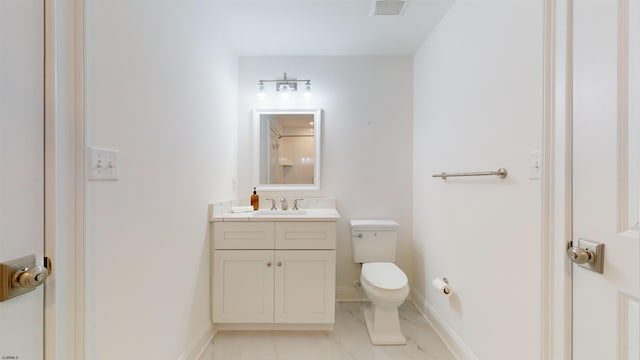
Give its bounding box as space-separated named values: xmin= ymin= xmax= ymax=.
xmin=432 ymin=168 xmax=508 ymax=180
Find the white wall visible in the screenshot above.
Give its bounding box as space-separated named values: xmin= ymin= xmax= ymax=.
xmin=412 ymin=1 xmax=543 ymax=359
xmin=238 ymin=57 xmax=413 ymax=299
xmin=84 ymin=2 xmax=237 ymax=359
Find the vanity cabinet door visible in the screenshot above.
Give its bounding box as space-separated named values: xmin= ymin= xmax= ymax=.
xmin=274 ymin=250 xmax=336 ymax=324
xmin=213 ymin=250 xmax=274 ymax=323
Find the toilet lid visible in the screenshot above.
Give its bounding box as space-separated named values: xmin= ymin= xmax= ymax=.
xmin=361 ymin=262 xmax=408 ymax=291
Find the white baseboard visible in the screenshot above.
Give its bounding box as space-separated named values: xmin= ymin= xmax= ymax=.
xmin=411 ymin=290 xmax=478 ymax=360
xmin=215 ymin=323 xmax=334 ymax=331
xmin=178 ymin=324 xmax=215 ymax=360
xmin=336 ymin=286 xmax=366 ymax=302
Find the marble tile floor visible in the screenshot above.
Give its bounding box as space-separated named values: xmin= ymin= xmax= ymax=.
xmin=200 ymin=301 xmax=456 ymax=360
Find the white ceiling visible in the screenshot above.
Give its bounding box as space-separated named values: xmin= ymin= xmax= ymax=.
xmin=207 ymin=0 xmax=454 ymax=56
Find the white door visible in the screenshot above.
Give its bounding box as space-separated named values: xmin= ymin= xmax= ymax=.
xmin=573 ymin=0 xmax=640 ymax=358
xmin=0 ymin=0 xmax=45 ymax=359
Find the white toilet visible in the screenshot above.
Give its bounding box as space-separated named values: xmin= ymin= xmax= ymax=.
xmin=350 ymin=219 xmax=409 ymax=345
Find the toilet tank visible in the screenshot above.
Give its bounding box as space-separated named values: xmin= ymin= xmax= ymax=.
xmin=350 ymin=219 xmax=399 ymax=263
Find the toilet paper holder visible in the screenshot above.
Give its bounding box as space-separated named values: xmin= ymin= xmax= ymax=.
xmin=432 ymin=277 xmax=452 ymax=297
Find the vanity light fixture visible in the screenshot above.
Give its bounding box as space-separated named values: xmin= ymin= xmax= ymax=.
xmin=256 ymin=72 xmax=312 ymax=99
xmin=257 ymin=81 xmax=266 ymax=99
xmin=303 ymin=81 xmax=312 ymax=98
xmin=279 ymin=83 xmax=291 ymax=99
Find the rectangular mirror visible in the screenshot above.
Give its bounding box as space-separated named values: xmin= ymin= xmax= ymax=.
xmin=253 ymin=108 xmax=322 ymax=191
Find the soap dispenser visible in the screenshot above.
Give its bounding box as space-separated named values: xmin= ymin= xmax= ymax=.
xmin=251 ymin=187 xmax=259 ymax=211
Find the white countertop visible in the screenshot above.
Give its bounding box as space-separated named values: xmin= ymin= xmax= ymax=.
xmin=209 ymin=198 xmax=340 ymax=222
xmin=210 ymin=208 xmax=340 ymax=222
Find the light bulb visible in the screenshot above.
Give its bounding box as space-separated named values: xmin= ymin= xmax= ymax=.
xmin=279 ymin=84 xmax=290 ymax=99
xmin=257 ymin=82 xmax=266 ymax=99
xmin=303 ymin=81 xmax=312 ymax=98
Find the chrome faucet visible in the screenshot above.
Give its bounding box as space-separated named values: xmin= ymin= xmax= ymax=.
xmin=280 ymin=198 xmax=288 ymax=210
xmin=265 ymin=198 xmax=277 ymax=210
xmin=293 ymin=198 xmax=304 ymax=211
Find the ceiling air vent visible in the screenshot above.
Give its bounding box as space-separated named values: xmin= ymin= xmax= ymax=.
xmin=369 ymin=0 xmax=407 ymax=16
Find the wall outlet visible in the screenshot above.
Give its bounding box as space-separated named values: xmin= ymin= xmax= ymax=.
xmin=88 ymin=146 xmax=119 ymax=181
xmin=529 ymin=150 xmax=541 ymax=180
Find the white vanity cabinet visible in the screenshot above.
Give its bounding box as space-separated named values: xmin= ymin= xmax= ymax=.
xmin=212 ymin=221 xmax=336 ymax=328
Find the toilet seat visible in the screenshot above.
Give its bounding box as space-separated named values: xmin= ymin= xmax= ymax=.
xmin=361 ymin=262 xmax=408 ymax=292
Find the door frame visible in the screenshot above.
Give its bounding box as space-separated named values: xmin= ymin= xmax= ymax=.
xmin=542 ymin=0 xmax=573 ymax=359
xmin=43 ymin=0 xmax=86 ymax=358
xmin=39 ymin=0 xmax=574 ymax=358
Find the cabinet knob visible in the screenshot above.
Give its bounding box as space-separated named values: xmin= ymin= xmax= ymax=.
xmin=266 ymin=261 xmax=272 ymax=267
xmin=277 ymin=261 xmax=282 ymax=267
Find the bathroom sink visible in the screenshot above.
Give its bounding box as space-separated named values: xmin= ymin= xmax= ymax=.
xmin=254 ymin=209 xmax=307 ymax=216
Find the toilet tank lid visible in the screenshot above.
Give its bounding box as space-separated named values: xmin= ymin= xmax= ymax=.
xmin=350 ymin=219 xmax=399 ymax=231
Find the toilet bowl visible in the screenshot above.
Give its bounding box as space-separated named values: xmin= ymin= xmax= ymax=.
xmin=350 ymin=219 xmax=409 ymax=345
xmin=360 ymin=262 xmax=409 ymax=345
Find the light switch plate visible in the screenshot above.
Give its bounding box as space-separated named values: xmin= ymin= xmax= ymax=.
xmin=529 ymin=150 xmax=541 ymax=180
xmin=88 ymin=146 xmax=119 ymax=181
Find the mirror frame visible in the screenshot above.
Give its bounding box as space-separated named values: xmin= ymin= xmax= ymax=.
xmin=253 ymin=108 xmax=322 ymax=191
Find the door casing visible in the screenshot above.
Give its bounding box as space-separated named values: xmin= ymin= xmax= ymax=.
xmin=43 ymin=0 xmax=86 ymax=359
xmin=541 ymin=0 xmax=574 ymax=359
